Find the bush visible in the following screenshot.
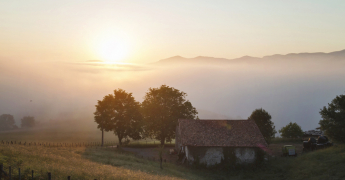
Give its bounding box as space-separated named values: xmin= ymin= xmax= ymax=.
xmin=279 ymin=122 xmax=304 ymax=138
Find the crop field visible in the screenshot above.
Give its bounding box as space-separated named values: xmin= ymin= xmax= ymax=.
xmin=1 ymin=129 xmax=345 ymax=180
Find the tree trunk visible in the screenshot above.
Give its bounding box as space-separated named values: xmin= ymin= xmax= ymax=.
xmin=101 ymin=128 xmax=104 ymax=147
xmin=118 ymin=136 xmax=122 ymax=146
xmin=160 ymin=137 xmax=165 ymax=145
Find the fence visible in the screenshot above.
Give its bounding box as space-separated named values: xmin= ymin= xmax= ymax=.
xmin=0 ymin=164 xmax=101 ymax=180
xmin=0 ymin=140 xmax=176 ymax=179
xmin=0 ymin=140 xmax=117 ymax=148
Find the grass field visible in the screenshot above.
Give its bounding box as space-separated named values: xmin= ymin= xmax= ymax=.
xmin=1 ymin=129 xmax=345 ymax=180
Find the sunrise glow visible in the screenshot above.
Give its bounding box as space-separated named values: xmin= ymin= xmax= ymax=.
xmin=96 ymin=35 xmax=130 ymax=63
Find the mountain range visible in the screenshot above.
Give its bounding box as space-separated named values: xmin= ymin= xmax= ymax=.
xmin=154 ymin=49 xmax=345 ymax=65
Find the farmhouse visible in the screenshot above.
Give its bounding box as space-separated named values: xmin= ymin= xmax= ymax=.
xmin=175 ymin=119 xmax=268 ymax=167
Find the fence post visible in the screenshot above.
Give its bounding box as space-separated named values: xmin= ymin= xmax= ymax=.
xmin=32 ymin=170 xmax=34 ymax=180
xmin=68 ymin=176 xmax=71 ymax=180
xmin=0 ymin=163 xmax=3 ymax=180
xmin=18 ymin=168 xmax=21 ymax=180
xmin=9 ymin=166 xmax=11 ymax=180
xmin=48 ymin=172 xmax=51 ymax=180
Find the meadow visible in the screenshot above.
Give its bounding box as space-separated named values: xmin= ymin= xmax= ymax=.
xmin=1 ymin=128 xmax=345 ymax=180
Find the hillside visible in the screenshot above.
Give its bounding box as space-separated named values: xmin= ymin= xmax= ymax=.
xmin=1 ymin=137 xmax=344 ymax=180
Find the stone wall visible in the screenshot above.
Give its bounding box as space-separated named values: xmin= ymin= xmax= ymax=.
xmin=185 ymin=146 xmax=261 ymax=167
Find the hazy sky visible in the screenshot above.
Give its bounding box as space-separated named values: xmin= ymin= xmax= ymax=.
xmin=1 ymin=1 xmax=345 ymax=134
xmin=1 ymin=0 xmax=345 ymax=63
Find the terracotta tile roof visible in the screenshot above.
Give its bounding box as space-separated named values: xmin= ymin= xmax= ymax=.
xmin=178 ymin=119 xmax=268 ymax=147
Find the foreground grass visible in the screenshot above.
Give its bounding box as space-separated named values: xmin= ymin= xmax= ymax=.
xmin=1 ymin=144 xmax=344 ymax=180
xmin=0 ymin=145 xmax=207 ymax=180
xmin=288 ymin=144 xmax=345 ymax=180
xmin=1 ymin=129 xmax=344 ymax=180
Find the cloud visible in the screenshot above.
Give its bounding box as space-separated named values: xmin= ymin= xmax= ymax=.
xmin=62 ymin=60 xmax=152 ymax=73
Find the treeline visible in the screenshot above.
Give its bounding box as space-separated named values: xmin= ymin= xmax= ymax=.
xmin=0 ymin=115 xmax=36 ymax=131
xmin=94 ymin=85 xmax=197 ymax=146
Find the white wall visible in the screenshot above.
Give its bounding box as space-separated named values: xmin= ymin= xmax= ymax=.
xmin=186 ymin=146 xmax=257 ymax=167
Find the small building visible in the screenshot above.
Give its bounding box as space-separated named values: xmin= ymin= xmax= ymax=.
xmin=303 ymin=130 xmax=324 ymax=138
xmin=175 ymin=119 xmax=268 ymax=167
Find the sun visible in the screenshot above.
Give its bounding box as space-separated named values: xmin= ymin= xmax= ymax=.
xmin=97 ymin=36 xmax=130 ymax=63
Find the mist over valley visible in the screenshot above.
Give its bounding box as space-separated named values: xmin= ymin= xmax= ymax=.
xmin=1 ymin=49 xmax=345 ymax=134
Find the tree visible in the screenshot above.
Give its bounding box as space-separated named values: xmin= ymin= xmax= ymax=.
xmin=319 ymin=94 xmax=345 ymax=143
xmin=279 ymin=122 xmax=304 ymax=138
xmin=94 ymin=89 xmax=143 ymax=145
xmin=249 ymin=108 xmax=276 ymax=144
xmin=0 ymin=114 xmax=16 ymax=131
xmin=141 ymin=85 xmax=198 ymax=145
xmin=94 ymin=94 xmax=113 ymax=146
xmin=21 ymin=116 xmax=35 ymax=128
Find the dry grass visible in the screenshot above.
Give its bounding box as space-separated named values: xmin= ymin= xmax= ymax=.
xmin=1 ymin=129 xmax=344 ymax=180
xmin=0 ymin=145 xmax=206 ymax=180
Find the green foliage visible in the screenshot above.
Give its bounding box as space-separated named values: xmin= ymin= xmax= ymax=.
xmin=249 ymin=108 xmax=277 ymax=144
xmin=319 ymin=94 xmax=345 ymax=143
xmin=21 ymin=116 xmax=35 ymax=128
xmin=94 ymin=89 xmax=143 ymax=145
xmin=141 ymin=85 xmax=197 ymax=145
xmin=0 ymin=114 xmax=16 ymax=131
xmin=279 ymin=122 xmax=304 ymax=138
xmin=271 ymin=137 xmax=303 ymax=143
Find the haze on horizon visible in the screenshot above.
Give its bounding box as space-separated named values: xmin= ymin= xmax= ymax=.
xmin=1 ymin=1 xmax=345 ymax=134
xmin=1 ymin=1 xmax=345 ymax=63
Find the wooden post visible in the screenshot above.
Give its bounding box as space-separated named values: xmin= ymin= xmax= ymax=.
xmin=101 ymin=126 xmax=104 ymax=147
xmin=160 ymin=157 xmax=163 ymax=169
xmin=48 ymin=172 xmax=51 ymax=180
xmin=9 ymin=166 xmax=11 ymax=180
xmin=18 ymin=168 xmax=21 ymax=180
xmin=32 ymin=170 xmax=34 ymax=180
xmin=0 ymin=163 xmax=3 ymax=180
xmin=68 ymin=176 xmax=71 ymax=180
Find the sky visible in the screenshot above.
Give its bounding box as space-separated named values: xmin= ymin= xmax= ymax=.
xmin=1 ymin=1 xmax=345 ymax=134
xmin=1 ymin=0 xmax=345 ymax=63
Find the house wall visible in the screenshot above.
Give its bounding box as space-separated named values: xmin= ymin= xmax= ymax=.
xmin=185 ymin=146 xmax=259 ymax=167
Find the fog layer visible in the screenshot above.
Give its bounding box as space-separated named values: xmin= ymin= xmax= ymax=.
xmin=1 ymin=51 xmax=345 ymax=133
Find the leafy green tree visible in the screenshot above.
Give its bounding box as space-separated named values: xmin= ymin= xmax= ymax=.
xmin=319 ymin=94 xmax=345 ymax=143
xmin=249 ymin=108 xmax=277 ymax=144
xmin=0 ymin=114 xmax=16 ymax=131
xmin=94 ymin=89 xmax=143 ymax=145
xmin=279 ymin=122 xmax=304 ymax=138
xmin=141 ymin=85 xmax=198 ymax=145
xmin=21 ymin=116 xmax=35 ymax=128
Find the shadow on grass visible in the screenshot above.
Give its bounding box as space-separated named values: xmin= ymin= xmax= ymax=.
xmin=80 ymin=146 xmax=299 ymax=180
xmin=81 ymin=147 xmax=213 ymax=180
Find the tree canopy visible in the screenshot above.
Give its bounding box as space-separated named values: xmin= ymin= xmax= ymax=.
xmin=249 ymin=108 xmax=276 ymax=144
xmin=279 ymin=122 xmax=304 ymax=138
xmin=319 ymin=94 xmax=345 ymax=143
xmin=141 ymin=85 xmax=197 ymax=145
xmin=0 ymin=114 xmax=15 ymax=131
xmin=21 ymin=116 xmax=35 ymax=128
xmin=94 ymin=89 xmax=143 ymax=145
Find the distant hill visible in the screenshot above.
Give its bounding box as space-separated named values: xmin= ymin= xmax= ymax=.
xmin=153 ymin=49 xmax=345 ymax=65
